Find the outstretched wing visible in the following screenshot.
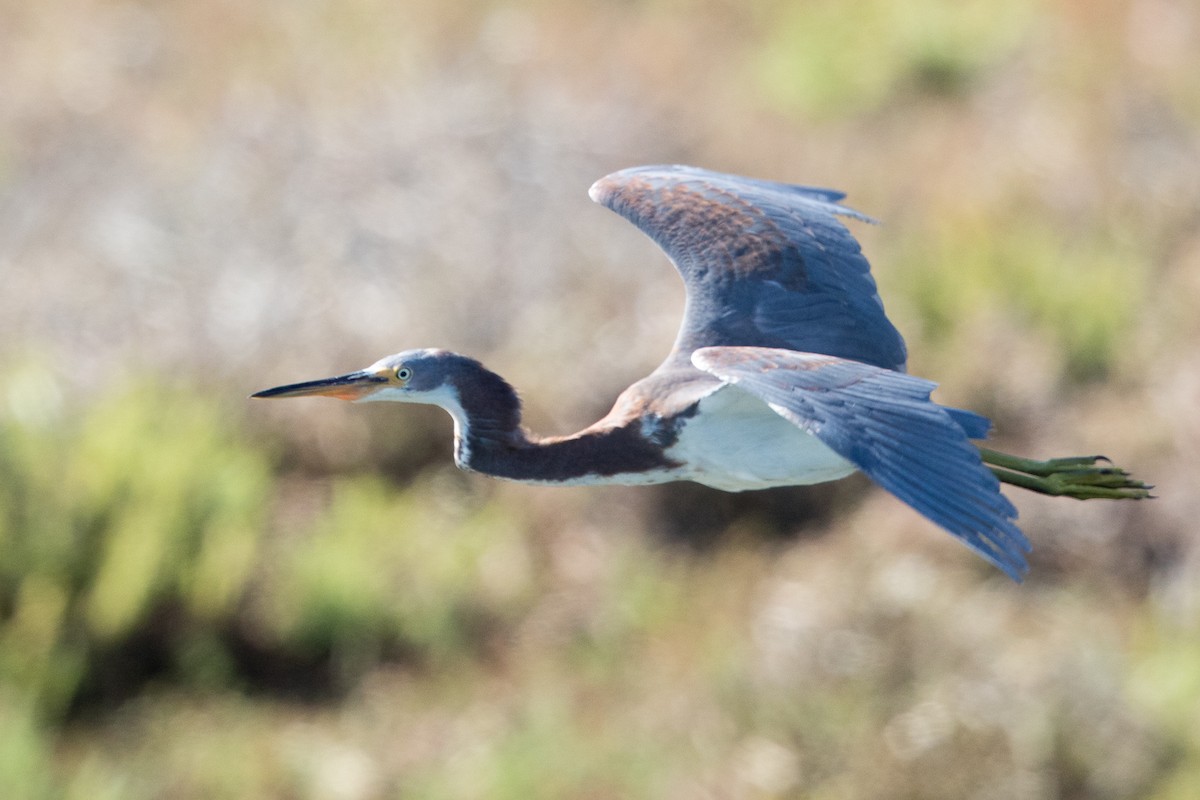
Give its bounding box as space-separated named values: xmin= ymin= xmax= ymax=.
xmin=692 ymin=346 xmax=1030 ymax=580
xmin=590 ymin=165 xmax=907 ymax=372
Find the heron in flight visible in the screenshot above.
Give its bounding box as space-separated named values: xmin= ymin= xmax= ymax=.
xmin=254 ymin=166 xmax=1150 ymax=580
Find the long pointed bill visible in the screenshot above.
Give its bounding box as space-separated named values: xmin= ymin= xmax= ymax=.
xmin=251 ymin=370 xmax=389 ymax=401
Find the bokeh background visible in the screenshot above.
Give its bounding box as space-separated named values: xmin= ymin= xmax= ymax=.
xmin=2 ymin=0 xmax=1198 ymax=797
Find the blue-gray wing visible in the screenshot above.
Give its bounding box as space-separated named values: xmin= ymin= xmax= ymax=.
xmin=692 ymin=346 xmax=1030 ymax=580
xmin=590 ymin=165 xmax=907 ymax=371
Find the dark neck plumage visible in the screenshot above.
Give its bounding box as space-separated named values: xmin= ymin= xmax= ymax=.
xmin=444 ymin=358 xmax=678 ymax=484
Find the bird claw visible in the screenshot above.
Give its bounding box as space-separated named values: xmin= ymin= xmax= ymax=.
xmin=977 ymin=448 xmax=1154 ymax=500
xmin=1038 ymin=464 xmax=1155 ymax=499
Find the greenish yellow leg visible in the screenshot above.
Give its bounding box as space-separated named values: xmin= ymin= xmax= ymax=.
xmin=977 ymin=447 xmax=1154 ymax=500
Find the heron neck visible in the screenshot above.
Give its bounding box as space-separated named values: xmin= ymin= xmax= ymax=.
xmin=439 ymin=362 xmax=524 ymax=465
xmin=460 ymin=425 xmax=679 ymax=485
xmin=444 ymin=366 xmax=678 ymax=484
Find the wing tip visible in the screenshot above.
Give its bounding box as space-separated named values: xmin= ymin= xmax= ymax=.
xmin=986 ymin=539 xmax=1032 ymax=583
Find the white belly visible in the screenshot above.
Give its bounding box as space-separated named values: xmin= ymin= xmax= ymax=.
xmin=664 ymin=385 xmax=856 ymax=491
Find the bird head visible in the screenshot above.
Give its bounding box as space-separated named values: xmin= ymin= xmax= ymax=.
xmin=251 ymin=348 xmax=455 ymax=404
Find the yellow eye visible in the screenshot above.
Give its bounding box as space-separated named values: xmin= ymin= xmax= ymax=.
xmin=395 ymin=366 xmax=412 ymax=382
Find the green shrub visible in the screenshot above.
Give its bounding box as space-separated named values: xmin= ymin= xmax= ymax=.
xmin=0 ymin=368 xmax=272 ymax=718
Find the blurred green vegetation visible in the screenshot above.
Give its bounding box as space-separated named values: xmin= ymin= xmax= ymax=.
xmin=2 ymin=0 xmax=1198 ymax=797
xmin=753 ymin=0 xmax=1035 ymax=117
xmin=0 ymin=367 xmax=269 ymax=715
xmin=1 ymin=364 xmax=1197 ymax=797
xmin=0 ymin=376 xmax=1193 ymax=800
xmin=0 ymin=359 xmax=1195 ymax=796
xmin=895 ymin=214 xmax=1147 ymax=381
xmin=263 ymin=473 xmax=535 ymax=675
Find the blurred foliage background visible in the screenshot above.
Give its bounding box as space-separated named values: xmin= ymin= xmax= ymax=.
xmin=1 ymin=0 xmax=1198 ymax=797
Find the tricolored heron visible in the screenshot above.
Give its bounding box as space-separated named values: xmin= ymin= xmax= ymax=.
xmin=254 ymin=165 xmax=1150 ymax=581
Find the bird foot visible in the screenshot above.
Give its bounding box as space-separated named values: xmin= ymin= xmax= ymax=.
xmin=977 ymin=447 xmax=1154 ymax=500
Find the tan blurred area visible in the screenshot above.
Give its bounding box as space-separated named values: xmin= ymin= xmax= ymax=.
xmin=2 ymin=1 xmax=1199 ymax=798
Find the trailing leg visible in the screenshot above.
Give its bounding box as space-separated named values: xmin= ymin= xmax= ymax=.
xmin=978 ymin=447 xmax=1153 ymax=500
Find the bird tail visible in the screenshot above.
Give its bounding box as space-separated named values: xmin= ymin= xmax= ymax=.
xmin=944 ymin=407 xmax=992 ymax=439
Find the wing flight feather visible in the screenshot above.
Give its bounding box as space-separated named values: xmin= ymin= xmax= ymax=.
xmin=692 ymin=345 xmax=1030 ymax=580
